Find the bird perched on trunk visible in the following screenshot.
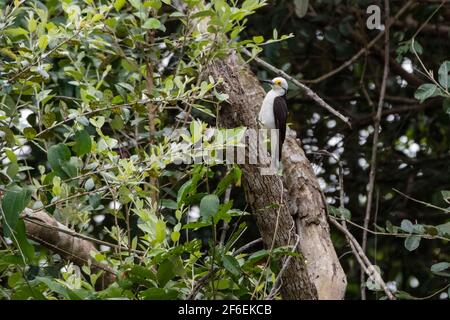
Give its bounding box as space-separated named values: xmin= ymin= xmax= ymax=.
xmin=258 ymin=77 xmax=289 ymax=168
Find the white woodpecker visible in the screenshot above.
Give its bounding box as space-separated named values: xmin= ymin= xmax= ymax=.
xmin=258 ymin=77 xmax=289 ymax=167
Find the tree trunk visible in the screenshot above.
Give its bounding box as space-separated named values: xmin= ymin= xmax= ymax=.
xmin=283 ymin=133 xmax=347 ymax=299
xmin=206 ymin=51 xmax=346 ymax=299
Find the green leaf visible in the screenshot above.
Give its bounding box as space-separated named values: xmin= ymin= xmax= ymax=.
xmin=182 ymin=221 xmax=211 ymax=229
xmin=8 ymin=272 xmax=23 ymax=288
xmin=325 ymin=28 xmax=340 ymax=44
xmin=48 ymin=144 xmax=71 ymax=178
xmin=243 ymin=249 xmax=268 ymax=266
xmin=177 ymin=179 xmax=192 ymax=206
xmin=144 ymin=0 xmax=162 ymax=10
xmin=128 ymin=0 xmax=141 ymax=9
xmin=160 ymin=199 xmax=177 ymax=210
xmin=327 ymin=205 xmax=351 ymax=220
xmin=38 ymin=35 xmax=49 ymax=50
xmin=111 ymin=115 xmax=124 ymax=130
xmin=273 ymin=28 xmax=278 ymax=40
xmin=23 ymin=127 xmax=37 ymax=140
xmin=411 ymin=40 xmax=423 ymax=55
xmin=42 ymin=112 xmax=56 ymax=128
xmin=431 ymin=262 xmax=450 ymax=273
xmin=171 ymin=231 xmax=180 ymax=242
xmin=72 ymin=129 xmax=91 ymax=157
xmin=253 ymin=36 xmax=264 ymax=44
xmin=28 ymin=18 xmax=37 ymax=33
xmin=1 ymin=187 xmax=32 ymax=237
xmin=190 ymin=120 xmax=203 ymax=144
xmin=192 ymin=9 xmax=213 ymax=19
xmin=35 ymin=277 xmax=70 ymax=299
xmin=15 ymin=221 xmax=34 ymax=261
xmin=200 ymin=194 xmax=220 ymax=221
xmin=6 ymin=162 xmax=19 ymax=179
xmin=154 ymin=219 xmax=166 ymax=244
xmin=214 ymin=92 xmax=229 ymax=102
xmin=337 ymin=207 xmax=351 ymax=220
xmin=141 ymin=287 xmax=178 ymax=300
xmin=414 ymin=84 xmax=437 ymax=102
xmin=395 ymin=290 xmax=415 ymax=300
xmin=3 ymin=28 xmax=28 ymax=37
xmin=443 ymin=99 xmax=450 ymax=115
xmin=222 ymin=255 xmax=241 ymax=276
xmin=60 ymin=161 xmax=77 ymax=178
xmin=5 ymin=149 xmax=17 ymax=163
xmin=85 ymin=178 xmax=95 ymax=191
xmin=114 ymin=0 xmax=126 ymax=11
xmin=404 ymin=235 xmax=421 ymax=251
xmin=294 ymin=0 xmax=309 ymax=18
xmin=400 ymin=219 xmax=414 ymax=233
xmin=438 ymin=61 xmax=450 ymax=89
xmin=91 ymin=13 xmax=103 ymax=23
xmin=142 ymin=18 xmax=161 ymax=30
xmin=437 ymin=222 xmax=450 ymax=236
xmin=157 ymin=259 xmax=176 ymax=286
xmin=214 ymin=201 xmax=234 ymax=224
xmin=214 ymin=167 xmax=239 ymax=196
xmin=0 ymin=126 xmax=15 ymax=146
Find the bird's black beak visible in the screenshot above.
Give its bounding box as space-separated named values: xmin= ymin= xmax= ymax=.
xmin=261 ymin=79 xmax=273 ymax=84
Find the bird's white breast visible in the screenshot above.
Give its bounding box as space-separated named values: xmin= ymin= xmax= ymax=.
xmin=258 ymin=90 xmax=279 ymax=129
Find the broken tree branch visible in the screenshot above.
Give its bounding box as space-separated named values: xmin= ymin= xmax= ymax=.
xmin=22 ymin=209 xmax=116 ymax=289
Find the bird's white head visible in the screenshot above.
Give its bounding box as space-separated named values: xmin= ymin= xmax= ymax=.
xmin=265 ymin=77 xmax=288 ymax=95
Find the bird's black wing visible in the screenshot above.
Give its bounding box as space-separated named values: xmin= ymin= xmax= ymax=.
xmin=273 ymin=96 xmax=288 ymax=161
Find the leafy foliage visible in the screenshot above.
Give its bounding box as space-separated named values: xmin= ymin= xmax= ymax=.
xmin=1 ymin=0 xmax=449 ymax=301
xmin=0 ymin=0 xmax=295 ymax=300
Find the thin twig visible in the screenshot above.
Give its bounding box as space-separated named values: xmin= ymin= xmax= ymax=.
xmin=251 ymin=180 xmax=284 ymax=300
xmin=318 ymin=150 xmax=395 ymax=299
xmin=35 ymin=100 xmax=154 ymax=138
xmin=266 ymin=234 xmax=301 ymax=300
xmin=329 ymin=217 xmax=396 ymax=300
xmin=187 ymin=237 xmax=262 ymax=299
xmin=393 ymin=189 xmax=450 ymax=214
xmin=333 ymin=215 xmax=450 ymax=242
xmin=233 ymin=238 xmax=263 ymax=256
xmin=361 ymin=0 xmax=391 ymax=300
xmin=8 ymin=29 xmax=81 ymax=82
xmin=411 ymin=1 xmax=447 ymax=39
xmin=219 ymin=183 xmax=232 ymax=245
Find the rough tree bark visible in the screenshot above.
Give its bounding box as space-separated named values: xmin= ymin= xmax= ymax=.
xmin=206 ymin=52 xmax=346 ymax=299
xmin=22 ymin=209 xmax=116 ymax=289
xmin=283 ymin=133 xmax=347 ymax=299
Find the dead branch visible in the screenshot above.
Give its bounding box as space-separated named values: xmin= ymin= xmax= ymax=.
xmin=22 ymin=209 xmax=116 ymax=289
